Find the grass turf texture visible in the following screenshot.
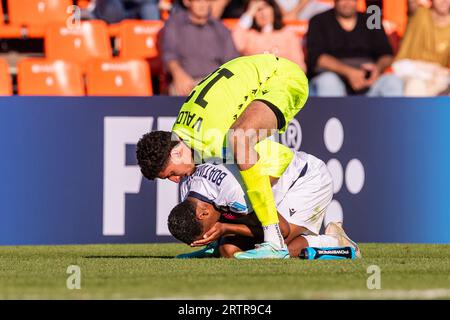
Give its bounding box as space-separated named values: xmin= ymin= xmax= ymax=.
xmin=0 ymin=243 xmax=449 ymax=299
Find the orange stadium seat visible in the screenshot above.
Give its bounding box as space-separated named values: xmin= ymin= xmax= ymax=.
xmin=357 ymin=0 xmax=366 ymax=12
xmin=0 ymin=1 xmax=4 ymax=23
xmin=0 ymin=2 xmax=22 ymax=38
xmin=45 ymin=21 xmax=112 ymax=69
xmin=0 ymin=59 xmax=12 ymax=95
xmin=17 ymin=59 xmax=84 ymax=96
xmin=86 ymin=59 xmax=153 ymax=96
xmin=77 ymin=0 xmax=92 ymax=9
xmin=285 ymin=20 xmax=309 ymax=39
xmin=317 ymin=0 xmax=366 ymax=12
xmin=383 ymin=0 xmax=408 ymax=36
xmin=109 ymin=23 xmax=121 ymax=37
xmin=118 ymin=20 xmax=164 ymax=59
xmin=316 ymin=0 xmax=333 ymax=5
xmin=222 ymin=18 xmax=238 ymax=30
xmin=8 ymin=0 xmax=72 ymax=37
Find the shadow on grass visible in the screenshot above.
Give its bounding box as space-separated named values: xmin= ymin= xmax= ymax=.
xmin=83 ymin=255 xmax=175 ymax=259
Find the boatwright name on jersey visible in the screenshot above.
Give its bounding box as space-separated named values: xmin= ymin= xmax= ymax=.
xmin=180 ymin=163 xmax=252 ymax=215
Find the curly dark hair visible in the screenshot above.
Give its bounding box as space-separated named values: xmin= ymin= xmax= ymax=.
xmin=136 ymin=131 xmax=180 ymax=180
xmin=168 ymin=200 xmax=203 ymax=244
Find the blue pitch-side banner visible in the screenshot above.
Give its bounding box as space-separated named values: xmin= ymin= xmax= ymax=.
xmin=0 ymin=97 xmax=449 ymax=245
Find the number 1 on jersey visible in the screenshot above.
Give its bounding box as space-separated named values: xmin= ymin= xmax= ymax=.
xmin=186 ymin=68 xmax=234 ymax=108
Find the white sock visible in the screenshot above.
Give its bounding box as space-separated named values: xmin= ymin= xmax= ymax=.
xmin=303 ymin=235 xmax=339 ymax=248
xmin=263 ymin=223 xmax=286 ymax=249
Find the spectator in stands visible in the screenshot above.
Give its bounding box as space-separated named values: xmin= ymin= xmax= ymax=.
xmin=306 ymin=0 xmax=403 ymax=96
xmin=276 ymin=0 xmax=332 ymax=20
xmin=171 ymin=0 xmax=246 ymax=18
xmin=212 ymin=0 xmax=248 ymax=18
xmin=407 ymin=0 xmax=421 ymax=16
xmin=393 ymin=0 xmax=449 ymax=96
xmin=407 ymin=0 xmax=432 ymax=16
xmin=86 ymin=0 xmax=161 ymax=23
xmin=232 ymin=0 xmax=306 ymax=71
xmin=162 ymin=0 xmax=239 ymax=96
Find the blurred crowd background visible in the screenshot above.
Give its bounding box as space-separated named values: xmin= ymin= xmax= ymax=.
xmin=0 ymin=0 xmax=448 ymax=97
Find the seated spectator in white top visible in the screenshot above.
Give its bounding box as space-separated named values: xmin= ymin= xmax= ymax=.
xmin=393 ymin=0 xmax=449 ymax=96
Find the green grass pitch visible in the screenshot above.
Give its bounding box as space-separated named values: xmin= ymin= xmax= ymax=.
xmin=0 ymin=243 xmax=449 ymax=299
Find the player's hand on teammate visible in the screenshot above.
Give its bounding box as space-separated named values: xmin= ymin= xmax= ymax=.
xmin=191 ymin=222 xmax=227 ymax=247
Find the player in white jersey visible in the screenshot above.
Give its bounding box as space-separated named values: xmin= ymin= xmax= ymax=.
xmin=169 ymin=150 xmax=361 ymax=258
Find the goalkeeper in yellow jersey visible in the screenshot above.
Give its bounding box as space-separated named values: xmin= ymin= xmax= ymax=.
xmin=136 ymin=54 xmax=309 ymax=259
